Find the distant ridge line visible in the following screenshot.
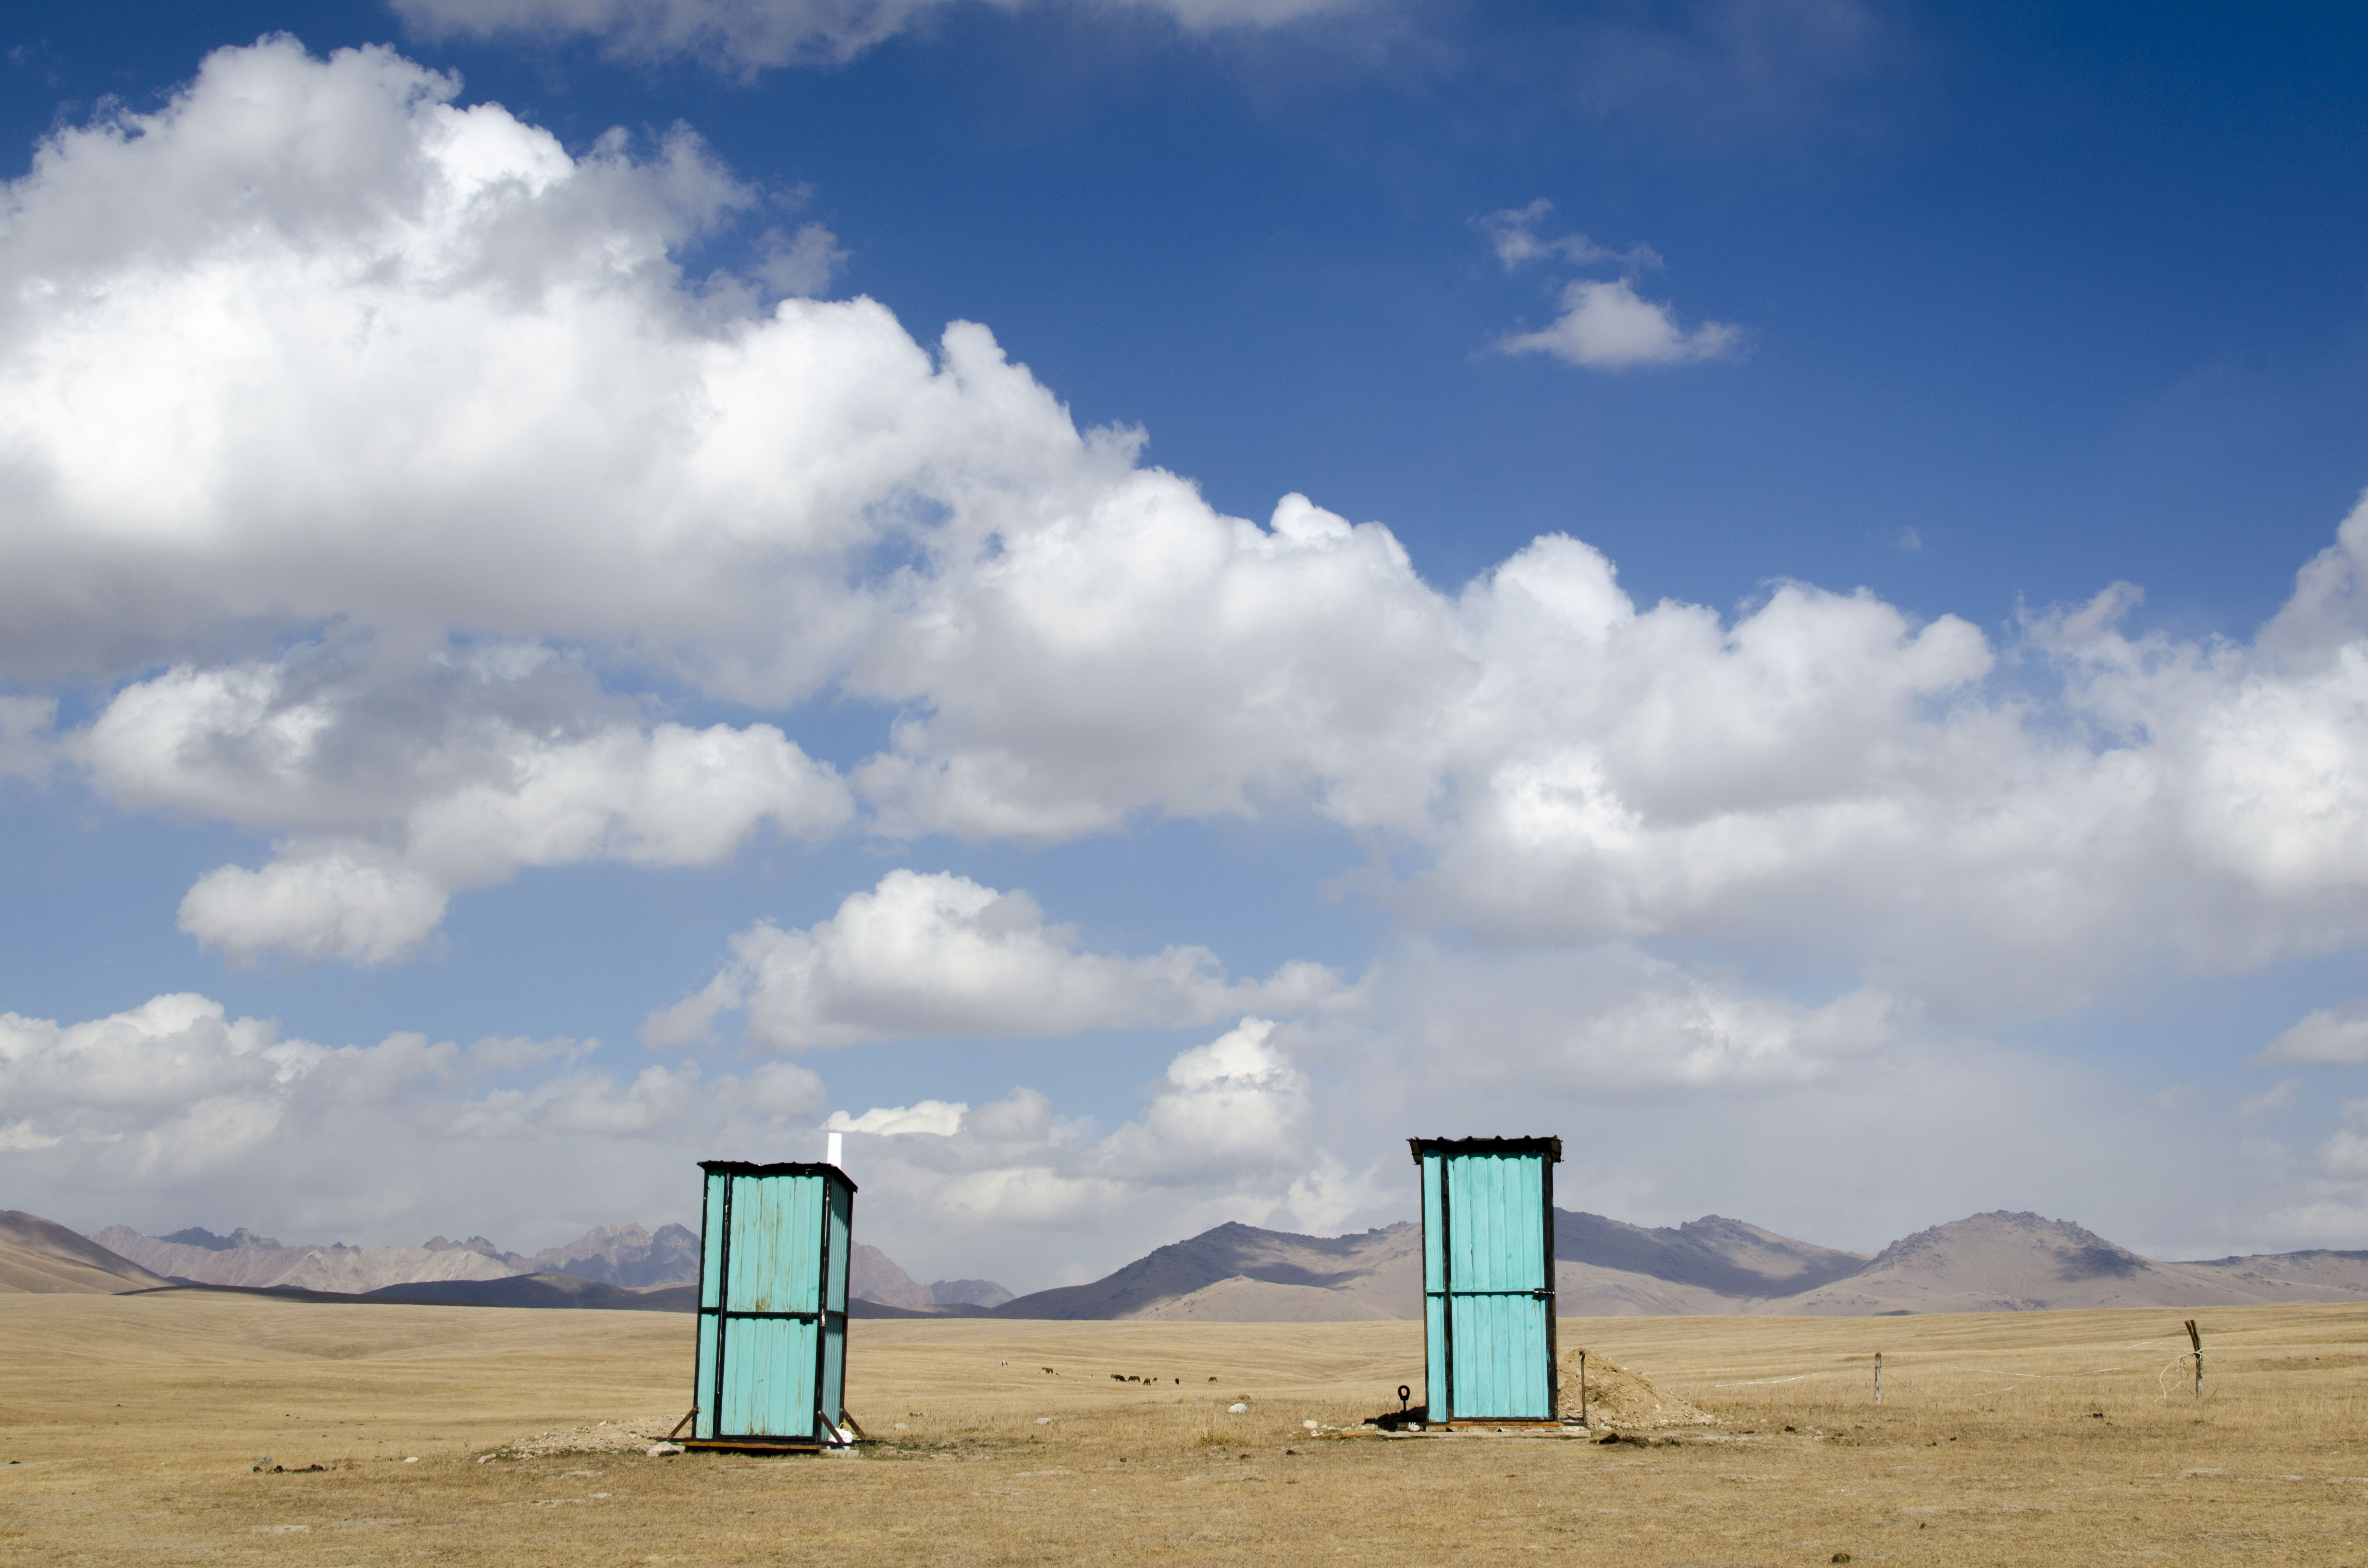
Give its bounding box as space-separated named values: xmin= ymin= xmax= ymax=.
xmin=981 ymin=1207 xmax=2368 ymax=1322
xmin=18 ymin=1207 xmax=2368 ymax=1319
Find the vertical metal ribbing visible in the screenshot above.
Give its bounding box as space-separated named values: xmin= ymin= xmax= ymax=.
xmin=1437 ymin=1153 xmax=1455 ymax=1424
xmin=691 ymin=1173 xmax=712 ymax=1438
xmin=812 ymin=1175 xmax=833 ymax=1440
xmin=1408 ymin=1139 xmax=1561 ymax=1426
xmin=712 ymin=1172 xmax=735 ymax=1437
xmin=838 ymin=1182 xmax=854 ymax=1430
xmin=1540 ymin=1154 xmax=1558 ymax=1419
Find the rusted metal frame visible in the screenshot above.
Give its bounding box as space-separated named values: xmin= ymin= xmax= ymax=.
xmin=1437 ymin=1152 xmax=1456 ymax=1425
xmin=813 ymin=1173 xmax=834 ymax=1441
xmin=1541 ymin=1152 xmax=1559 ymax=1421
xmin=1406 ymin=1136 xmax=1564 ymax=1162
xmin=830 ymin=1175 xmax=855 ymax=1431
xmin=688 ymin=1168 xmax=725 ymax=1443
xmin=699 ymin=1160 xmax=861 ymax=1187
xmin=711 ymin=1171 xmax=735 ymax=1439
xmin=689 ymin=1173 xmax=710 ymax=1441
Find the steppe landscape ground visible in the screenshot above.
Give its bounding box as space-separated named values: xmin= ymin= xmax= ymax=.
xmin=2 ymin=1292 xmax=2363 ymax=1565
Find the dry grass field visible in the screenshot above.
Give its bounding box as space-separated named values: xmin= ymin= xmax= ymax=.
xmin=2 ymin=1289 xmax=2363 ymax=1565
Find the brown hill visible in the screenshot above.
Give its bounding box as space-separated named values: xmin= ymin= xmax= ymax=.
xmin=990 ymin=1209 xmax=1872 ymax=1322
xmin=1555 ymin=1259 xmax=1739 ymax=1316
xmin=1776 ymin=1211 xmax=2368 ymax=1315
xmin=850 ymin=1241 xmax=933 ymax=1309
xmin=362 ymin=1276 xmax=696 ymax=1311
xmin=844 ymin=1242 xmax=1012 ymax=1312
xmin=2180 ymin=1246 xmax=2368 ymax=1298
xmin=992 ymin=1208 xmax=2368 ymax=1322
xmin=0 ymin=1211 xmax=169 ymax=1294
xmin=99 ymin=1220 xmax=1003 ymax=1309
xmin=992 ymin=1221 xmax=1422 ymax=1321
xmin=52 ymin=1207 xmax=2368 ymax=1322
xmin=1557 ymin=1211 xmax=1866 ymax=1300
xmin=130 ymin=1272 xmax=963 ymax=1317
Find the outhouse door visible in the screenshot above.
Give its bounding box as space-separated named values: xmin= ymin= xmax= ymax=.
xmin=1414 ymin=1138 xmax=1560 ymax=1422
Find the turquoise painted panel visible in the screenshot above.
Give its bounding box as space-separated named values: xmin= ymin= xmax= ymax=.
xmin=1420 ymin=1154 xmax=1446 ymax=1414
xmin=1422 ymin=1293 xmax=1448 ymax=1416
xmin=700 ymin=1173 xmax=726 ymax=1311
xmin=1449 ymin=1293 xmax=1552 ymax=1419
xmin=693 ymin=1162 xmax=856 ymax=1442
xmin=1416 ymin=1142 xmax=1556 ymax=1421
xmin=825 ymin=1183 xmax=851 ymax=1313
xmin=721 ymin=1316 xmax=817 ymax=1438
xmin=728 ymin=1174 xmax=822 ymax=1314
xmin=1420 ymin=1157 xmax=1445 ymax=1287
xmin=693 ymin=1311 xmax=720 ymax=1440
xmin=820 ymin=1320 xmax=845 ymax=1428
xmin=1444 ymin=1153 xmax=1547 ymax=1293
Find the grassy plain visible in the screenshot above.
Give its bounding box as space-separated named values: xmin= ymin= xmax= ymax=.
xmin=1 ymin=1290 xmax=2362 ymax=1565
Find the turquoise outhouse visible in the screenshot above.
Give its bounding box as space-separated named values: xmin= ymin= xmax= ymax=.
xmin=1410 ymin=1136 xmax=1562 ymax=1425
xmin=688 ymin=1160 xmax=855 ymax=1449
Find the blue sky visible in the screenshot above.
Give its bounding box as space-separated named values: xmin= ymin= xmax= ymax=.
xmin=6 ymin=0 xmax=2368 ymax=1289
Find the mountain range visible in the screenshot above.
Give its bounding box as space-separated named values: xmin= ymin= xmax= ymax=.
xmin=14 ymin=1207 xmax=2368 ymax=1320
xmin=970 ymin=1209 xmax=2368 ymax=1320
xmin=85 ymin=1220 xmax=1013 ymax=1310
xmin=848 ymin=1242 xmax=1016 ymax=1310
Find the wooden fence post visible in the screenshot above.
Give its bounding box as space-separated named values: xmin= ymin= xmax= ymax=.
xmin=1874 ymin=1351 xmax=1882 ymax=1406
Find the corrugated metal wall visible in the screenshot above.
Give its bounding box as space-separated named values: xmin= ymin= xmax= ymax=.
xmin=1416 ymin=1139 xmax=1558 ymax=1422
xmin=691 ymin=1162 xmax=854 ymax=1445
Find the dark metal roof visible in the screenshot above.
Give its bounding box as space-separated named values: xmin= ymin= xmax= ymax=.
xmin=1406 ymin=1136 xmax=1562 ymax=1164
xmin=697 ymin=1159 xmax=858 ymax=1192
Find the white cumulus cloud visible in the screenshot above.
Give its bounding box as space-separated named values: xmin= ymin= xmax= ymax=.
xmin=1379 ymin=943 xmax=1902 ymax=1094
xmin=179 ymin=853 xmax=454 ymax=968
xmin=14 ymin=39 xmax=2368 ymax=1037
xmin=646 ymin=869 xmax=1358 ymax=1049
xmin=3 ymin=983 xmax=2356 ymax=1283
xmin=1480 ymin=202 xmax=1740 ymax=369
xmin=824 ymin=1100 xmax=968 ymax=1135
xmin=0 ymin=697 xmax=58 ymax=784
xmin=391 ymin=0 xmax=1360 ymax=70
xmin=1498 ymin=276 xmax=1744 ymax=368
xmin=79 ymin=648 xmax=851 ymax=964
xmin=0 ymin=992 xmax=1376 ymax=1289
xmin=0 ymin=38 xmax=999 ymax=695
xmin=820 ymin=1017 xmax=1381 ymax=1275
xmin=0 ymin=991 xmax=823 ymax=1249
xmin=2259 ymin=1001 xmax=2368 ymax=1065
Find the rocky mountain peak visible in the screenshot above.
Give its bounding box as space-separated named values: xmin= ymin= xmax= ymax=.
xmin=161 ymin=1225 xmax=284 ymax=1251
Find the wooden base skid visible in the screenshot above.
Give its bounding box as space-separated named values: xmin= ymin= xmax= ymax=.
xmin=680 ymin=1437 xmax=852 ymax=1454
xmin=1435 ymin=1419 xmax=1590 ymax=1433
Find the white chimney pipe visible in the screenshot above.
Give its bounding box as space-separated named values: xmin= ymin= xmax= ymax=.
xmin=826 ymin=1131 xmax=843 ymax=1169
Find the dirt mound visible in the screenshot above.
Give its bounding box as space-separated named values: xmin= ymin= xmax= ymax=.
xmin=1557 ymin=1348 xmax=1716 ymax=1429
xmin=475 ymin=1416 xmax=686 ymax=1462
xmin=0 ymin=1212 xmax=169 ymax=1294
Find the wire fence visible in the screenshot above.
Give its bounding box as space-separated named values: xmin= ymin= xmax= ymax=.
xmin=1703 ymin=1336 xmax=2209 ymax=1402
